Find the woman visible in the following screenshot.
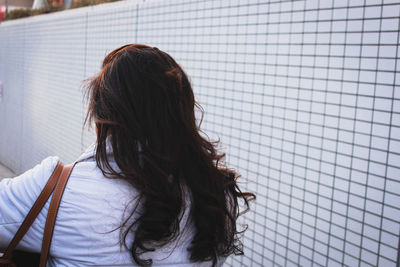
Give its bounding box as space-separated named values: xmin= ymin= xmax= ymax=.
xmin=0 ymin=44 xmax=255 ymax=266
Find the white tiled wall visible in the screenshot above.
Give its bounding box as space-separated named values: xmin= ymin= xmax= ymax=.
xmin=0 ymin=1 xmax=399 ymax=266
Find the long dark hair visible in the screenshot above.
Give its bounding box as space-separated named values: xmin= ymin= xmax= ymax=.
xmin=84 ymin=44 xmax=255 ymax=266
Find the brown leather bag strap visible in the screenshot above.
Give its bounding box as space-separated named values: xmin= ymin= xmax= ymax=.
xmin=2 ymin=161 xmax=64 ymax=260
xmin=39 ymin=162 xmax=76 ymax=267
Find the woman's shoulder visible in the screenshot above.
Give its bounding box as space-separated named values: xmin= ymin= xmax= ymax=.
xmin=0 ymin=155 xmax=60 ymax=206
xmin=0 ymin=156 xmax=60 ymax=250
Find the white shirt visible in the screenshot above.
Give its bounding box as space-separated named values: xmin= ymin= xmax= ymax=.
xmin=0 ymin=143 xmax=223 ymax=266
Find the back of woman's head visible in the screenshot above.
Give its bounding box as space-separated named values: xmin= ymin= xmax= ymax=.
xmin=85 ymin=44 xmax=255 ymax=266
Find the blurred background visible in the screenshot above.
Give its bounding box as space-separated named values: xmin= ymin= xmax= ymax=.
xmin=0 ymin=0 xmax=399 ymax=266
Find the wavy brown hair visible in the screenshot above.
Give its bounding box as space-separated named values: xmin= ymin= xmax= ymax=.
xmin=84 ymin=44 xmax=255 ymax=266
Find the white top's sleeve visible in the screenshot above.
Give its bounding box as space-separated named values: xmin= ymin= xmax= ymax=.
xmin=0 ymin=156 xmax=59 ymax=252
